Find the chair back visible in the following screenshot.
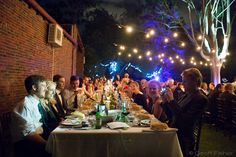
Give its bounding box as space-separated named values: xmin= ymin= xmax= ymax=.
xmin=193 ymin=115 xmax=203 ymax=157
xmin=231 ymin=100 xmax=236 ymax=131
xmin=215 ymin=98 xmax=227 ymax=126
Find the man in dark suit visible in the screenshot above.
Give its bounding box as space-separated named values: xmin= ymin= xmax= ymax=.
xmin=162 ymin=68 xmax=208 ymax=157
xmin=53 ymin=74 xmax=68 ymax=119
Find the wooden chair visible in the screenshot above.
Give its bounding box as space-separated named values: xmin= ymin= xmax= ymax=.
xmin=0 ymin=112 xmax=14 ymax=157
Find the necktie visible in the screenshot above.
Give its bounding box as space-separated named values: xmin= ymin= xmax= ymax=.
xmin=74 ymin=94 xmax=78 ymax=109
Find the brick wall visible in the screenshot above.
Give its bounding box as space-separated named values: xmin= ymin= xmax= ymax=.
xmin=0 ymin=0 xmax=83 ymax=112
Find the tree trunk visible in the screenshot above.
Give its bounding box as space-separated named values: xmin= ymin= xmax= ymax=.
xmin=210 ymin=63 xmax=221 ymax=85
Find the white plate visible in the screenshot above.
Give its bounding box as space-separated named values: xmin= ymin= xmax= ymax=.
xmin=140 ymin=119 xmax=150 ymax=126
xmin=61 ymin=119 xmax=81 ymax=126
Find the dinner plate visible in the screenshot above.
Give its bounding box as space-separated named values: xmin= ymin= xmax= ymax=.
xmin=61 ymin=119 xmax=82 ymax=126
xmin=140 ymin=119 xmax=150 ymax=126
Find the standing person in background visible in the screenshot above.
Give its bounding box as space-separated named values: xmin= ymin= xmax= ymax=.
xmin=13 ymin=75 xmax=50 ymax=157
xmin=53 ymin=74 xmax=69 ymax=118
xmin=162 ymin=68 xmax=208 ymax=157
xmin=113 ymin=74 xmax=121 ymax=88
xmin=140 ymin=79 xmax=148 ymax=97
xmin=208 ymin=82 xmax=215 ymax=96
xmin=166 ymin=78 xmax=176 ymax=92
xmin=200 ymin=82 xmax=209 ymax=95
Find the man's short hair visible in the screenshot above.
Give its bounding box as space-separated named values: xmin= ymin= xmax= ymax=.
xmin=181 ymin=68 xmax=203 ymax=87
xmin=24 ymin=75 xmax=46 ymax=94
xmin=70 ymin=75 xmax=80 ymax=82
xmin=53 ymin=74 xmax=64 ymax=82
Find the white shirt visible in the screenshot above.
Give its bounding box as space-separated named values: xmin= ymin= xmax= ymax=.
xmin=67 ymin=89 xmax=87 ymax=110
xmin=12 ymin=95 xmax=43 ymax=142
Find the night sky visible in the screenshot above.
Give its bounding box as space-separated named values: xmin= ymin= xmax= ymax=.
xmin=39 ymin=0 xmax=236 ymax=82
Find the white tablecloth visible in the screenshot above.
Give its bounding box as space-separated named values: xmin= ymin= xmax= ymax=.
xmin=46 ymin=127 xmax=183 ymax=157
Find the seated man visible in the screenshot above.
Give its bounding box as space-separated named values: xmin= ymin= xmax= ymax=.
xmin=53 ymin=74 xmax=69 ymax=118
xmin=162 ymin=68 xmax=208 ymax=157
xmin=12 ymin=75 xmax=50 ymax=157
xmin=67 ymin=75 xmax=87 ymax=111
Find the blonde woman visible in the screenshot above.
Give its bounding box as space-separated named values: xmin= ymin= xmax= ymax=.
xmin=39 ymin=80 xmax=59 ymax=139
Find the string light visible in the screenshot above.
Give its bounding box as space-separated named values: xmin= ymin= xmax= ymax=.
xmin=138 ymin=55 xmax=142 ymax=59
xmin=149 ymin=29 xmax=155 ymax=35
xmin=146 ymin=51 xmax=151 ymax=56
xmin=120 ymin=45 xmax=125 ymax=50
xmin=115 ymin=25 xmax=231 ymax=70
xmin=197 ymin=35 xmax=203 ymax=40
xmin=196 ymin=46 xmax=201 ymax=51
xmin=126 ymin=26 xmax=133 ymax=33
xmin=164 ymin=38 xmax=169 ymax=43
xmin=180 ymin=42 xmax=185 ymax=47
xmin=149 ymin=57 xmax=153 ymax=61
xmin=133 ymin=48 xmax=138 ymax=53
xmin=145 ymin=33 xmax=150 ymax=38
xmin=173 ymin=32 xmax=178 ymax=38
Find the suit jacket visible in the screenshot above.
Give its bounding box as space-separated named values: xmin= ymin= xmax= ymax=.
xmin=53 ymin=92 xmax=67 ymax=118
xmin=163 ymin=89 xmax=208 ymax=138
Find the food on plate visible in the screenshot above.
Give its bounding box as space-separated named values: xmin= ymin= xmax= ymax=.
xmin=131 ymin=104 xmax=142 ymax=111
xmin=71 ymin=111 xmax=85 ymax=119
xmin=150 ymin=121 xmax=168 ymax=131
xmin=136 ymin=112 xmax=151 ymax=120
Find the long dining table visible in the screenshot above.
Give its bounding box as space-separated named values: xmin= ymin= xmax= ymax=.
xmin=46 ymin=126 xmax=183 ymax=157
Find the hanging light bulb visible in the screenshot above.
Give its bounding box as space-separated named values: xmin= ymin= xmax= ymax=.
xmin=180 ymin=42 xmax=185 ymax=47
xmin=173 ymin=32 xmax=178 ymax=38
xmin=133 ymin=48 xmax=138 ymax=53
xmin=149 ymin=29 xmax=155 ymax=36
xmin=146 ymin=51 xmax=151 ymax=56
xmin=145 ymin=33 xmax=150 ymax=38
xmin=120 ymin=45 xmax=125 ymax=50
xmin=164 ymin=38 xmax=169 ymax=43
xmin=197 ymin=35 xmax=203 ymax=40
xmin=126 ymin=26 xmax=133 ymax=33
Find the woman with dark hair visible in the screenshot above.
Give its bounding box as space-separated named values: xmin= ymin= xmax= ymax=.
xmin=130 ymin=81 xmax=147 ymax=109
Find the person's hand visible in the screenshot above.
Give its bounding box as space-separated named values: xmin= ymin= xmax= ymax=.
xmin=164 ymin=88 xmax=174 ymax=102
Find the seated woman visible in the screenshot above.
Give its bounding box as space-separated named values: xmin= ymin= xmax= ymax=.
xmin=130 ymin=81 xmax=147 ymax=109
xmin=39 ymin=80 xmax=59 ymax=140
xmin=147 ymin=80 xmax=167 ymax=122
